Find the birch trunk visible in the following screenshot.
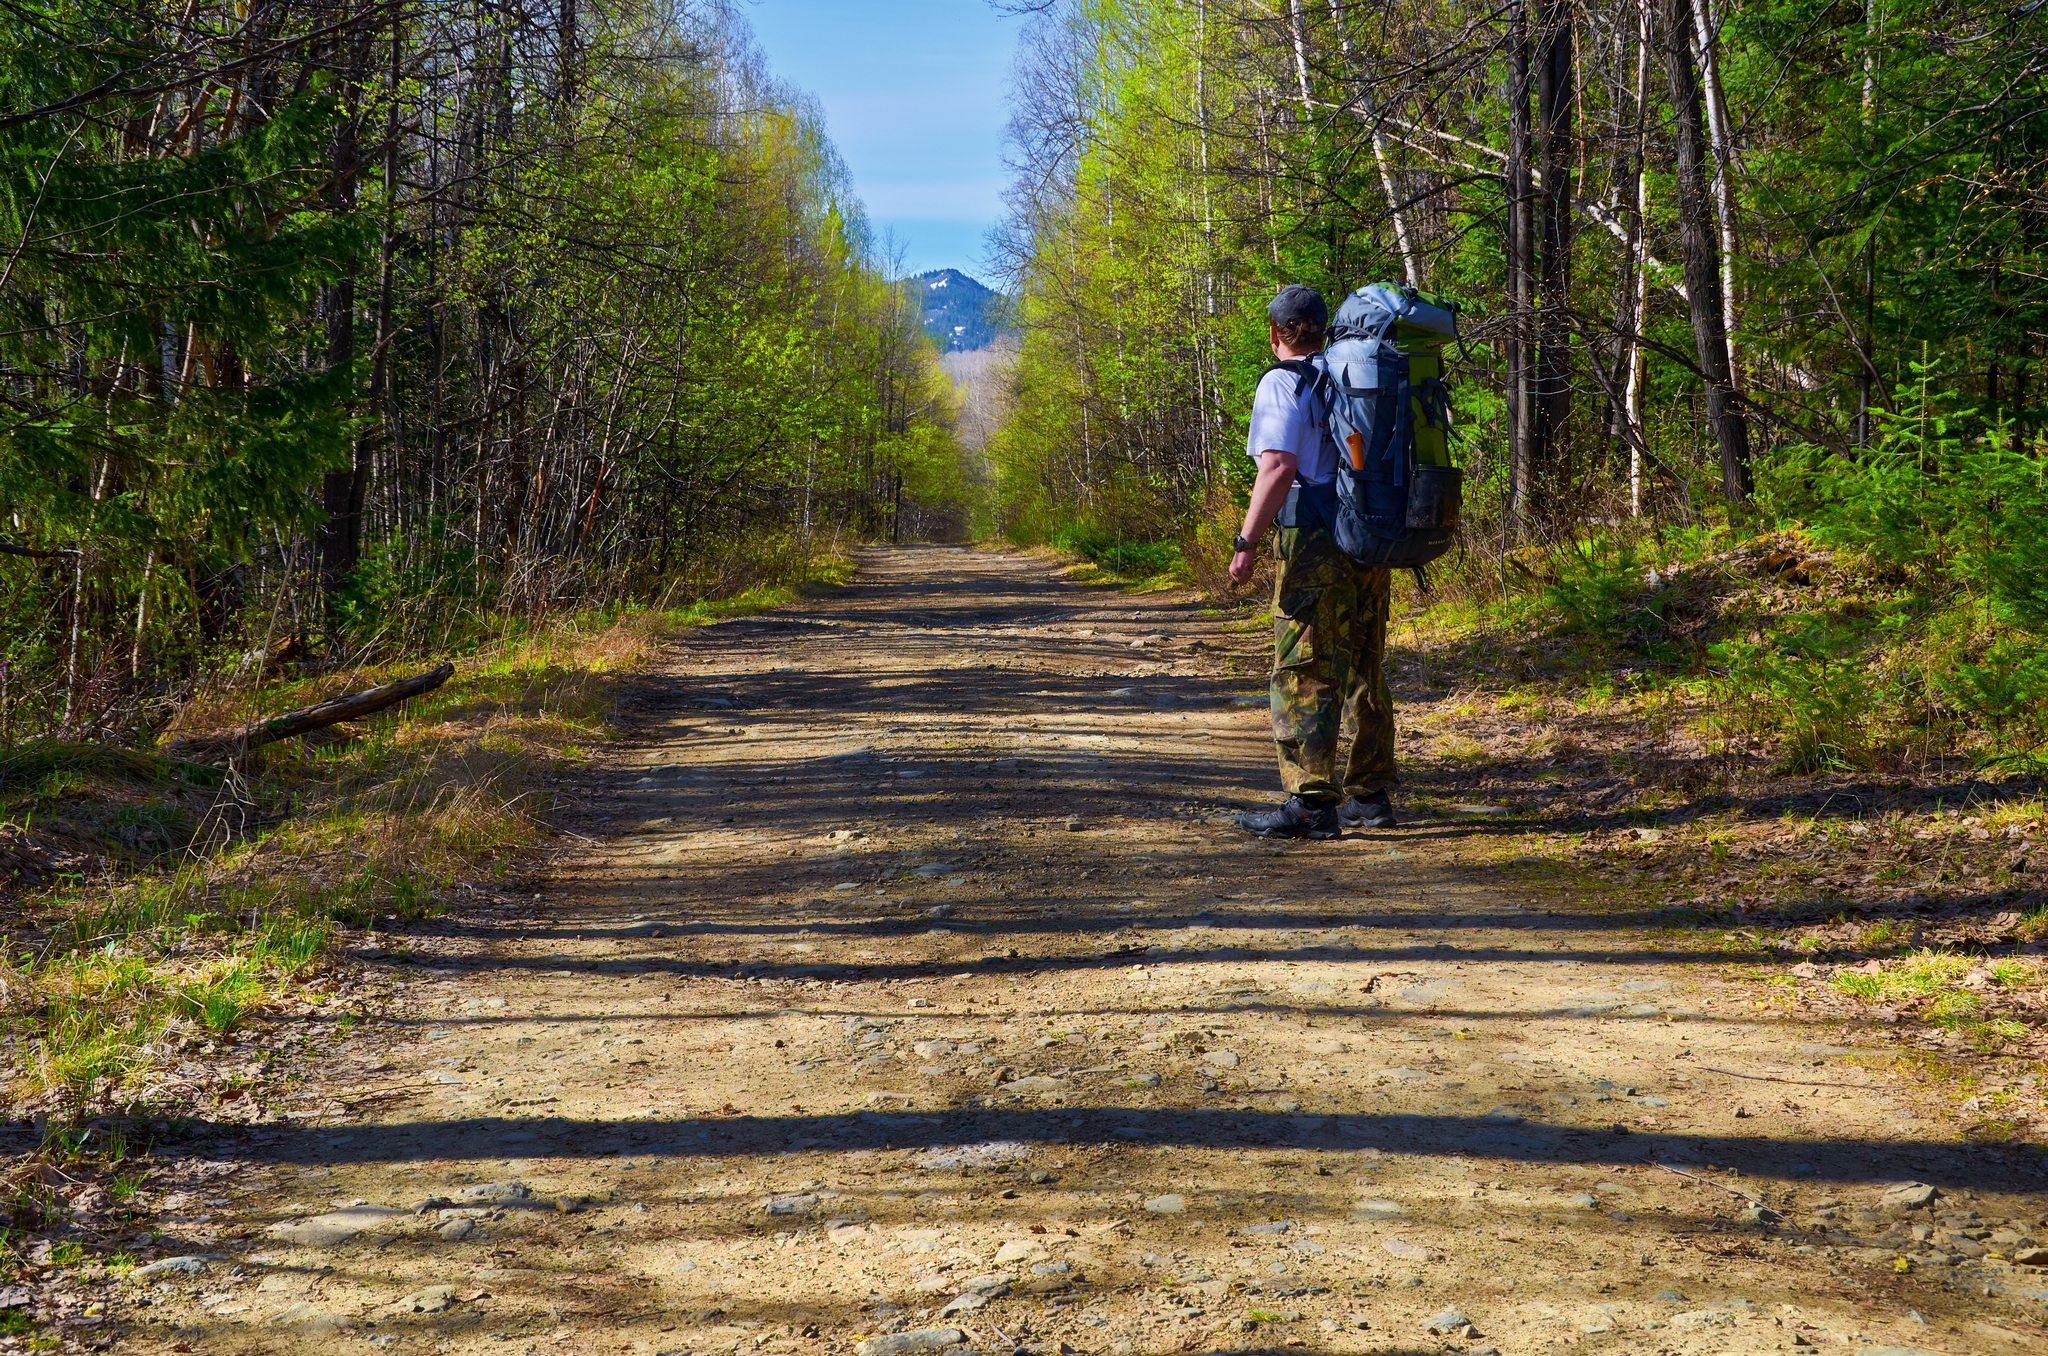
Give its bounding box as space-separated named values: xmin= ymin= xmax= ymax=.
xmin=1325 ymin=0 xmax=1419 ymax=286
xmin=1624 ymin=0 xmax=1653 ymax=516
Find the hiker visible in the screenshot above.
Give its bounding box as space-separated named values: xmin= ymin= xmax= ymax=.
xmin=1228 ymin=283 xmax=1398 ymax=840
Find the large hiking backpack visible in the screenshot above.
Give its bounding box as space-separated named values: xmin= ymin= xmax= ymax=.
xmin=1319 ymin=283 xmax=1465 ymax=572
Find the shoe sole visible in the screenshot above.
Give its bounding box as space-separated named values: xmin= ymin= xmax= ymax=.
xmin=1240 ymin=823 xmax=1341 ymax=841
xmin=1340 ymin=817 xmax=1398 ymax=830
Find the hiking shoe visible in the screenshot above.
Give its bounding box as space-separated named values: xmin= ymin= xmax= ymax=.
xmin=1239 ymin=796 xmax=1340 ymax=840
xmin=1338 ymin=790 xmax=1398 ymax=829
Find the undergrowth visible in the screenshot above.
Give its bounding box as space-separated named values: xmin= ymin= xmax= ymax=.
xmin=1398 ymin=371 xmax=2048 ymax=779
xmin=1381 ymin=370 xmax=2047 ymax=1139
xmin=0 ymin=570 xmax=846 ymax=1133
xmin=1044 ymin=520 xmax=1187 ymax=582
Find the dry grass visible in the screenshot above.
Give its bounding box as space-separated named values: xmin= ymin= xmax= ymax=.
xmin=0 ymin=606 xmax=673 ymax=1130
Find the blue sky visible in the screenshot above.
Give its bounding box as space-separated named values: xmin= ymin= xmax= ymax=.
xmin=742 ymin=0 xmax=1021 ymax=281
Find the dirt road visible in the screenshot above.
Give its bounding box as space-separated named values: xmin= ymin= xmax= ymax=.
xmin=131 ymin=547 xmax=2043 ymax=1356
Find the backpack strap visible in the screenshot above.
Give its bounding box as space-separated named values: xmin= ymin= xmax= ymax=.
xmin=1416 ymin=375 xmax=1456 ymax=440
xmin=1260 ymin=357 xmax=1329 ymax=404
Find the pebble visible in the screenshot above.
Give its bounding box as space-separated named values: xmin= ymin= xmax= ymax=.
xmin=994 ymin=1240 xmax=1050 ymax=1265
xmin=1671 ymin=1310 xmax=1734 ymax=1330
xmin=1064 ymin=816 xmax=1086 ymax=831
xmin=1351 ymin=1200 xmax=1406 ymax=1219
xmin=1881 ymin=1183 xmax=1939 ymax=1210
xmin=1202 ymin=1050 xmax=1240 ymax=1068
xmin=764 ymin=1193 xmax=820 ymax=1215
xmin=1382 ymin=1237 xmax=1429 ymax=1261
xmin=1144 ymin=1194 xmax=1187 ymax=1214
xmin=131 ymin=1256 xmax=212 ymax=1280
xmin=1001 ymin=1076 xmax=1066 ymax=1094
xmin=436 ymin=1218 xmax=475 ymax=1242
xmin=267 ymin=1301 xmax=348 ymax=1336
xmin=399 ymin=1285 xmax=458 ymax=1313
xmin=914 ymin=1141 xmax=1030 ymax=1170
xmin=1126 ymin=1073 xmax=1161 ymax=1087
xmin=938 ymin=1292 xmax=989 ymax=1316
xmin=856 ymin=1329 xmax=965 ymax=1356
xmin=267 ymin=1207 xmax=407 ymax=1247
xmin=1423 ymin=1308 xmax=1471 ymax=1335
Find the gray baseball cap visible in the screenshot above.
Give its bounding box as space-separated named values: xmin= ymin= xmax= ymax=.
xmin=1267 ymin=283 xmax=1328 ymax=329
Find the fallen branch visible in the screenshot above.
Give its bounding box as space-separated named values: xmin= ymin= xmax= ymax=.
xmin=171 ymin=662 xmax=455 ymax=763
xmin=1652 ymin=1160 xmax=1776 ymax=1214
xmin=0 ymin=539 xmax=82 ymax=559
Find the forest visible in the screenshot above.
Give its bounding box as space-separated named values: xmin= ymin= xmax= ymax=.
xmin=0 ymin=9 xmax=2043 ymax=1340
xmin=989 ymin=0 xmax=2048 ymax=767
xmin=0 ymin=0 xmax=964 ymax=740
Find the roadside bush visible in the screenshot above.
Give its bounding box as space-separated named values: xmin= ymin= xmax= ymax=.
xmin=1049 ymin=520 xmax=1184 ymax=578
xmin=1772 ymin=368 xmax=2048 ymax=633
xmin=1541 ymin=535 xmax=1670 ymax=648
xmin=1708 ymin=633 xmax=1876 ymax=772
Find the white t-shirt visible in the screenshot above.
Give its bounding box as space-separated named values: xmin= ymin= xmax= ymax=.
xmin=1244 ymin=358 xmax=1337 ymax=486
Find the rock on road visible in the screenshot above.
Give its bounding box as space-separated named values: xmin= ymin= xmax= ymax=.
xmin=135 ymin=547 xmax=2042 ymax=1355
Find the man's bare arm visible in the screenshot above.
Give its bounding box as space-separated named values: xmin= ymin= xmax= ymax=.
xmin=1229 ymin=450 xmax=1298 ymax=585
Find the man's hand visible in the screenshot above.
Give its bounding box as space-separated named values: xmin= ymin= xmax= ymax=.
xmin=1231 ymin=448 xmax=1298 ymax=588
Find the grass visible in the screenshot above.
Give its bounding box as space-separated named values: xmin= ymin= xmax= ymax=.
xmin=0 ymin=593 xmax=705 ymax=1128
xmin=1040 ymin=520 xmax=1189 ymax=584
xmin=0 ymin=549 xmax=859 ymax=1138
xmin=1829 ymin=949 xmax=2039 ymax=1049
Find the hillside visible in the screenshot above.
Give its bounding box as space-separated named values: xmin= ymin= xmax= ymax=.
xmin=915 ymin=267 xmax=1010 ymax=351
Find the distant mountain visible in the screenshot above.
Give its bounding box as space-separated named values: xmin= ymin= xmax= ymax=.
xmin=914 ymin=269 xmax=1012 ymax=352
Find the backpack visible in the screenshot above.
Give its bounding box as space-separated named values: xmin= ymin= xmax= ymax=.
xmin=1315 ymin=283 xmax=1466 ymax=575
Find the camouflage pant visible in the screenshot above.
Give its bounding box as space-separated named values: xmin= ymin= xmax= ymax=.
xmin=1268 ymin=525 xmax=1396 ymax=803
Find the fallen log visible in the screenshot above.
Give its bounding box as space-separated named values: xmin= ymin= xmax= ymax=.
xmin=170 ymin=662 xmax=455 ymax=763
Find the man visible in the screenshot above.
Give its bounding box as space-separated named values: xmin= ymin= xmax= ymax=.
xmin=1228 ymin=284 xmax=1398 ymax=839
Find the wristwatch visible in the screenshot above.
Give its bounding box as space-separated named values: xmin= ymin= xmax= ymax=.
xmin=1231 ymin=533 xmax=1259 ymax=555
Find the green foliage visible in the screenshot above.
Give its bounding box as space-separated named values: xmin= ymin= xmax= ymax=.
xmin=1049 ymin=521 xmax=1185 ymax=578
xmin=1774 ymin=369 xmax=2048 ymax=635
xmin=0 ymin=0 xmax=966 ymax=739
xmin=1932 ymin=639 xmax=2048 ymax=736
xmin=1739 ymin=370 xmax=2048 ymax=764
xmin=1709 ymin=631 xmax=1875 ymax=773
xmin=1541 ymin=538 xmax=1667 ymax=647
xmin=174 ymin=966 xmax=257 ymax=1035
xmin=0 ymin=5 xmax=359 ymax=610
